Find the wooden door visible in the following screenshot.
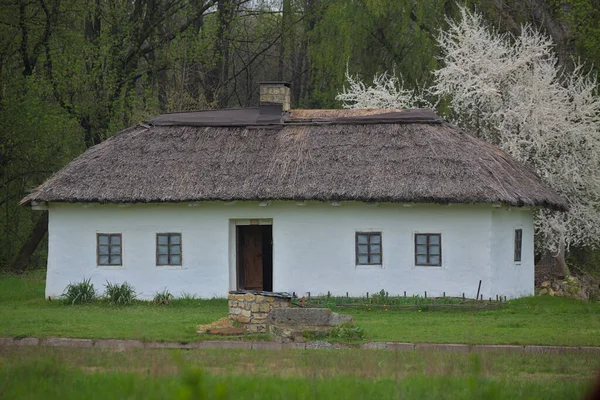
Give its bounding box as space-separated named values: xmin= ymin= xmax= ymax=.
xmin=239 ymin=226 xmax=263 ymax=290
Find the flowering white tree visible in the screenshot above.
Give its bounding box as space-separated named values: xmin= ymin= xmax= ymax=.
xmin=337 ymin=6 xmax=600 ymax=272
xmin=336 ymin=70 xmax=431 ymax=109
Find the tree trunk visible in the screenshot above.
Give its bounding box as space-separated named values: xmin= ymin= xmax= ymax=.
xmin=10 ymin=211 xmax=48 ymax=273
xmin=553 ymin=241 xmax=571 ymax=277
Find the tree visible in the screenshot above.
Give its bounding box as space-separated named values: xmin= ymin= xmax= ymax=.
xmin=337 ymin=7 xmax=600 ymax=275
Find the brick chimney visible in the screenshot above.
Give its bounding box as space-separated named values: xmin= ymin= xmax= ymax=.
xmin=259 ymin=82 xmax=291 ymax=111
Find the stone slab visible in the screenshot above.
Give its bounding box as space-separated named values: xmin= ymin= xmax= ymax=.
xmin=361 ymin=342 xmax=388 ymax=350
xmin=524 ymin=345 xmax=577 ymax=353
xmin=0 ymin=337 xmax=14 ymax=347
xmin=94 ymin=339 xmax=144 ymax=349
xmin=251 ymin=342 xmax=283 ymax=350
xmin=580 ymin=346 xmax=600 ymax=354
xmin=471 ymin=345 xmax=525 ymax=352
xmin=267 ymin=308 xmax=353 ymax=327
xmin=145 ymin=342 xmax=193 ymax=349
xmin=195 ymin=341 xmax=251 ymax=350
xmin=12 ymin=337 xmax=39 ymax=346
xmin=281 ymin=342 xmax=307 ymax=350
xmin=386 ymin=342 xmax=416 ymax=351
xmin=415 ymin=343 xmax=470 ymax=352
xmin=44 ymin=338 xmax=93 ymax=348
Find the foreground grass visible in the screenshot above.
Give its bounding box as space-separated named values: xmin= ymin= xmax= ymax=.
xmin=1 ymin=273 xmax=600 ymax=345
xmin=0 ymin=347 xmax=598 ymax=399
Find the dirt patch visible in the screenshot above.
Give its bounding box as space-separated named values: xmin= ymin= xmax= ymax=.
xmin=196 ymin=318 xmax=235 ymax=334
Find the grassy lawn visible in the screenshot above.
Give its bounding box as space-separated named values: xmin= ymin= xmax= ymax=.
xmin=1 ymin=346 xmax=598 ymax=399
xmin=1 ymin=273 xmax=600 ymax=345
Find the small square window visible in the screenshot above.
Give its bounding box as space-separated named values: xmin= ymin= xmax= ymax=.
xmin=156 ymin=233 xmax=182 ymax=266
xmin=514 ymin=229 xmax=523 ymax=262
xmin=414 ymin=233 xmax=442 ymax=266
xmin=355 ymin=232 xmax=382 ymax=265
xmin=97 ymin=234 xmax=122 ymax=266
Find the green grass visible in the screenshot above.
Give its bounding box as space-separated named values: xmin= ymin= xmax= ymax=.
xmin=0 ymin=273 xmax=227 ymax=342
xmin=1 ymin=273 xmax=600 ymax=345
xmin=341 ymin=296 xmax=600 ymax=345
xmin=0 ymin=347 xmax=598 ymax=399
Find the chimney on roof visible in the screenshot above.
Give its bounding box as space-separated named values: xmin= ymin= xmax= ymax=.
xmin=259 ymin=82 xmax=291 ymax=111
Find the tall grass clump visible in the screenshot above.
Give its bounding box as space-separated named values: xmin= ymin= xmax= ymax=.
xmin=62 ymin=278 xmax=96 ymax=305
xmin=104 ymin=281 xmax=136 ymax=305
xmin=153 ymin=289 xmax=174 ymax=305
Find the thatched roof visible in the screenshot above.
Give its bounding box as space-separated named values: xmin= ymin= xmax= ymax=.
xmin=22 ymin=109 xmax=567 ymax=211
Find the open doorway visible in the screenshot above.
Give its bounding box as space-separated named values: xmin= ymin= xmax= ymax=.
xmin=236 ymin=225 xmax=273 ymax=291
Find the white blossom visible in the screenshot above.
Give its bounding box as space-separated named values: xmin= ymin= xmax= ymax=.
xmin=336 ymin=70 xmax=431 ymax=109
xmin=336 ymin=6 xmax=600 ymax=254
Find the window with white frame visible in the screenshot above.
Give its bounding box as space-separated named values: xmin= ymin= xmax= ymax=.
xmin=156 ymin=233 xmax=182 ymax=266
xmin=415 ymin=233 xmax=442 ymax=266
xmin=97 ymin=233 xmax=122 ymax=266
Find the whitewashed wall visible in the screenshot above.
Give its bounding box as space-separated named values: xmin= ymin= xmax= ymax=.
xmin=45 ymin=202 xmax=534 ymax=300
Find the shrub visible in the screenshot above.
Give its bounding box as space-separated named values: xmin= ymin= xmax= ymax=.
xmin=153 ymin=289 xmax=174 ymax=305
xmin=329 ymin=325 xmax=366 ymax=341
xmin=62 ymin=278 xmax=96 ymax=305
xmin=179 ymin=292 xmax=198 ymax=301
xmin=104 ymin=281 xmax=136 ymax=305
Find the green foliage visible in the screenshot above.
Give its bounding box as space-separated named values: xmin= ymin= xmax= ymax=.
xmin=328 ymin=324 xmax=366 ymax=341
xmin=308 ymin=0 xmax=456 ymax=107
xmin=103 ymin=281 xmax=136 ymax=305
xmin=153 ymin=289 xmax=174 ymax=306
xmin=61 ymin=278 xmax=96 ymax=305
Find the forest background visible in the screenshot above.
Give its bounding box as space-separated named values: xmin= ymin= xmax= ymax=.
xmin=2 ymin=0 xmax=599 ymax=273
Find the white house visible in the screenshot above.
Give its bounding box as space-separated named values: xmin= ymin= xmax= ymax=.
xmin=22 ymin=83 xmax=567 ymax=300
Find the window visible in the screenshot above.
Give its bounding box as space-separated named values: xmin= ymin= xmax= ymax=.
xmin=97 ymin=234 xmax=122 ymax=266
xmin=514 ymin=229 xmax=523 ymax=262
xmin=415 ymin=233 xmax=441 ymax=266
xmin=355 ymin=232 xmax=382 ymax=265
xmin=156 ymin=233 xmax=182 ymax=266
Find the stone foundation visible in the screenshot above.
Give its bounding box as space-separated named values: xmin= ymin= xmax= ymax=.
xmin=228 ymin=291 xmax=292 ymax=332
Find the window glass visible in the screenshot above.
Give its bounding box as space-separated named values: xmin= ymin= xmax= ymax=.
xmin=98 ymin=235 xmax=109 ymax=245
xmin=416 ymin=244 xmax=427 ymax=255
xmin=416 ymin=234 xmax=427 ymax=245
xmin=157 ymin=255 xmax=169 ymax=265
xmin=357 ymin=234 xmax=369 ymax=244
xmin=416 ymin=255 xmax=428 ymax=264
xmin=158 ymin=235 xmax=169 ymax=245
xmin=158 ymin=245 xmax=169 ymax=255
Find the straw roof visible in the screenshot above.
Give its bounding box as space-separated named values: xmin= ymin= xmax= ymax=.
xmin=22 ymin=109 xmax=567 ymax=211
